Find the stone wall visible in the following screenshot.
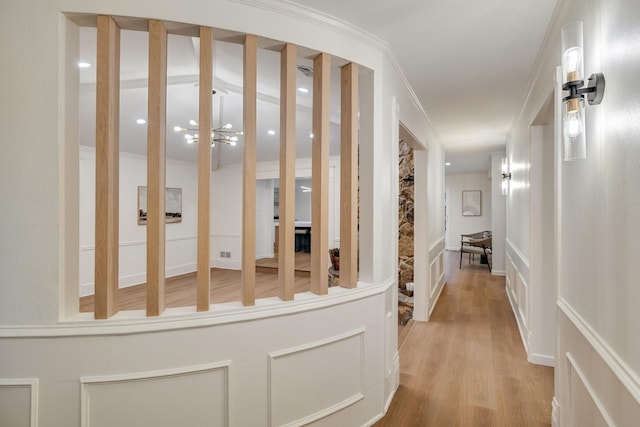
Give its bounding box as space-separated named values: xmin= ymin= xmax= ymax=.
xmin=398 ymin=140 xmax=414 ymax=290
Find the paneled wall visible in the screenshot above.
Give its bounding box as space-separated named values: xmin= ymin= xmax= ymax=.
xmin=506 ymin=0 xmax=640 ymax=424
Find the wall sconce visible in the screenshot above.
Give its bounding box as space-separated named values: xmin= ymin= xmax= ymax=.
xmin=561 ymin=21 xmax=605 ymax=161
xmin=501 ymin=157 xmax=511 ymax=196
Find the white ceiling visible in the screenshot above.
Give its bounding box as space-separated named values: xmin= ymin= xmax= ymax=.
xmin=78 ymin=1 xmax=559 ymax=172
xmin=289 ymin=0 xmax=559 ymax=173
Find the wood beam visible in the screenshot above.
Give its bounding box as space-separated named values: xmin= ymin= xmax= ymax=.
xmin=146 ymin=19 xmax=168 ymax=316
xmin=94 ymin=15 xmax=121 ymax=319
xmin=310 ymin=53 xmax=331 ymax=295
xmin=340 ymin=63 xmax=359 ymax=289
xmin=241 ymin=34 xmax=257 ymax=306
xmin=278 ymin=43 xmax=297 ymax=301
xmin=197 ymin=26 xmax=213 ymax=312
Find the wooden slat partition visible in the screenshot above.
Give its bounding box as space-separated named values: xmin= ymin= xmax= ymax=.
xmin=340 ymin=63 xmax=359 ymax=289
xmin=146 ymin=20 xmax=168 ymax=316
xmin=94 ymin=15 xmax=121 ymax=319
xmin=197 ymin=26 xmax=213 ymax=312
xmin=278 ymin=43 xmax=297 ymax=301
xmin=310 ymin=53 xmax=331 ymax=295
xmin=241 ymin=34 xmax=257 ymax=306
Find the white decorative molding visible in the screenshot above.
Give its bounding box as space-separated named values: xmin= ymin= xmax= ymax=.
xmin=529 ymin=352 xmax=555 ymax=367
xmin=0 ymin=378 xmax=38 ymax=427
xmin=81 ymin=235 xmax=198 ymax=252
xmin=231 ymin=0 xmax=387 ymax=49
xmin=230 ymin=0 xmax=435 ymax=146
xmin=506 ymin=285 xmax=529 ymax=355
xmin=558 ymin=298 xmax=640 ymax=406
xmin=505 ymin=238 xmax=530 ymax=283
xmin=517 ymin=270 xmax=528 ymax=329
xmin=566 ymin=352 xmax=616 ymax=426
xmin=211 ymin=258 xmax=242 ymax=270
xmin=81 ymin=362 xmax=230 ymax=427
xmin=552 ymin=396 xmax=560 ymax=427
xmin=1 ymin=278 xmax=395 ymax=338
xmin=491 ymin=270 xmax=506 ymax=277
xmin=80 ymin=262 xmax=200 ymax=297
xmin=428 ymin=277 xmax=446 ymax=318
xmin=268 ymin=328 xmax=365 ymax=427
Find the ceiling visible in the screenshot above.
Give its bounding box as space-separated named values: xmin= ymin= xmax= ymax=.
xmin=78 ymin=0 xmax=559 ymax=173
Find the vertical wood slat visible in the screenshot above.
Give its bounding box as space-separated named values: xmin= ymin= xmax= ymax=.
xmin=310 ymin=53 xmax=331 ymax=295
xmin=94 ymin=15 xmax=120 ymax=319
xmin=340 ymin=63 xmax=359 ymax=289
xmin=197 ymin=26 xmax=214 ymax=312
xmin=241 ymin=34 xmax=257 ymax=306
xmin=146 ymin=20 xmax=168 ymax=317
xmin=278 ymin=44 xmax=297 ymax=301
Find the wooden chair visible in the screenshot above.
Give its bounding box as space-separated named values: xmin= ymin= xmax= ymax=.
xmin=459 ymin=232 xmax=492 ymax=272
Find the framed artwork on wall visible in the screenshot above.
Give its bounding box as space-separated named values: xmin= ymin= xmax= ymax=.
xmin=462 ymin=190 xmax=481 ymax=216
xmin=138 ymin=186 xmax=182 ymax=225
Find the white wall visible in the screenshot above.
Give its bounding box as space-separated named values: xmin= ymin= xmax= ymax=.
xmin=0 ymin=1 xmax=446 ymax=425
xmin=506 ymin=0 xmax=640 ymax=424
xmin=445 ymin=172 xmax=492 ymax=250
xmin=79 ymin=147 xmax=201 ymax=296
xmin=490 ymin=153 xmax=506 ymax=275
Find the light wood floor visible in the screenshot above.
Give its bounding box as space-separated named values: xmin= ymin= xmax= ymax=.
xmin=375 ymin=251 xmax=554 ymax=427
xmin=80 ymin=268 xmax=311 ymax=312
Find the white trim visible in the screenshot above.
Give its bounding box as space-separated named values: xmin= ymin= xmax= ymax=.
xmin=211 ymin=258 xmax=242 ymax=270
xmin=428 ymin=278 xmax=446 ymax=318
xmin=558 ymin=298 xmax=640 ymax=406
xmin=230 ymin=0 xmax=434 ymax=145
xmin=80 ymin=361 xmax=230 ymax=427
xmin=79 ymin=262 xmax=200 ymax=297
xmin=0 ymin=378 xmax=38 ymax=427
xmin=491 ymin=270 xmax=506 ymax=277
xmin=81 ymin=235 xmax=195 ymax=252
xmin=529 ymin=352 xmax=555 ymax=367
xmin=565 ymin=352 xmax=617 ymax=426
xmin=267 ymin=328 xmax=365 ymax=427
xmin=552 ymin=396 xmax=560 ymax=427
xmin=506 ymin=285 xmax=529 ymax=354
xmin=1 ymin=278 xmax=395 ymax=338
xmin=505 ymin=238 xmax=530 ymax=269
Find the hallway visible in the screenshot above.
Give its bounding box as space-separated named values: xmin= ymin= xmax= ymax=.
xmin=376 ymin=251 xmax=554 ymax=426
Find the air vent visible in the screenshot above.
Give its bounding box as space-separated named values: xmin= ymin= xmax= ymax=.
xmin=297 ymin=65 xmax=313 ymax=77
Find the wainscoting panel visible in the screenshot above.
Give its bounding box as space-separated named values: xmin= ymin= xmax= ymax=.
xmin=558 ymin=301 xmax=640 ymax=427
xmin=268 ymin=328 xmax=364 ymax=427
xmin=505 ymin=253 xmax=530 ymax=353
xmin=80 ymin=362 xmax=229 ymax=427
xmin=566 ymin=353 xmax=611 ymax=427
xmin=0 ymin=379 xmax=37 ymax=427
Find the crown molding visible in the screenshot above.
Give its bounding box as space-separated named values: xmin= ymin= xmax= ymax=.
xmin=232 ymin=0 xmax=439 ymax=141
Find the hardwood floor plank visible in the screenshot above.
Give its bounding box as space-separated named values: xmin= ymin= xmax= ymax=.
xmin=375 ymin=250 xmax=554 ymax=426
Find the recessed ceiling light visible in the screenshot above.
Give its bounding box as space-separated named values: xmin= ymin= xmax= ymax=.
xmin=309 ymin=132 xmax=314 ymax=139
xmin=78 ymin=62 xmax=91 ymax=68
xmin=267 ymin=129 xmax=276 ymax=135
xmin=136 ymin=119 xmax=146 ymax=125
xmin=445 ymin=162 xmax=451 ymax=166
xmin=298 ymin=87 xmax=309 ymax=93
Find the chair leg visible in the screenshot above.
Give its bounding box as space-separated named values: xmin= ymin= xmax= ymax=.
xmin=459 ymin=250 xmax=463 ymax=268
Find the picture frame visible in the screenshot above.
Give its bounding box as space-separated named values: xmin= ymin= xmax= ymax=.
xmin=138 ymin=186 xmax=182 ymax=225
xmin=462 ymin=190 xmax=481 ymax=216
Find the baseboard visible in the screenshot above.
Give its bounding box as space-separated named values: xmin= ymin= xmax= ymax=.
xmin=491 ymin=269 xmax=506 ymax=276
xmin=79 ymin=263 xmax=199 ymax=297
xmin=212 ymin=259 xmax=242 ymax=270
xmin=529 ymin=352 xmax=555 ymax=367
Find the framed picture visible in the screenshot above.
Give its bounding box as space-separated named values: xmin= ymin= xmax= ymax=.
xmin=462 ymin=190 xmax=481 ymax=216
xmin=138 ymin=186 xmax=182 ymax=225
